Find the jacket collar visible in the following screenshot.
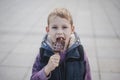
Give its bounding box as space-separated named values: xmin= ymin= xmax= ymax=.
xmin=41 ymin=32 xmax=82 ymax=58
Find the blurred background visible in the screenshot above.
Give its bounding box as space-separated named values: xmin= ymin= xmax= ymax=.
xmin=0 ymin=0 xmax=120 ymax=80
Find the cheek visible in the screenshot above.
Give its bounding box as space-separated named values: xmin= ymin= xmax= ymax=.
xmin=64 ymin=29 xmax=72 ymax=36
xmin=49 ymin=31 xmax=54 ymax=35
xmin=64 ymin=32 xmax=72 ymax=40
xmin=48 ymin=31 xmax=56 ymax=42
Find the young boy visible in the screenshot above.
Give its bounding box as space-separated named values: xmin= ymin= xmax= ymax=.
xmin=30 ymin=8 xmax=91 ymax=80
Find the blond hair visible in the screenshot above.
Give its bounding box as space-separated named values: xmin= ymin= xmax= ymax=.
xmin=47 ymin=8 xmax=73 ymax=26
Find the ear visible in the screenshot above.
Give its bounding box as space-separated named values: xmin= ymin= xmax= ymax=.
xmin=46 ymin=26 xmax=49 ymax=33
xmin=71 ymin=26 xmax=75 ymax=33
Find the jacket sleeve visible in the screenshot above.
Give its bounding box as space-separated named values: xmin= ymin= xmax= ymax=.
xmin=84 ymin=52 xmax=92 ymax=80
xmin=30 ymin=54 xmax=48 ymax=80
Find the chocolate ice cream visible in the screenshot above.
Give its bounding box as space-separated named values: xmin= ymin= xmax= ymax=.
xmin=53 ymin=37 xmax=65 ymax=53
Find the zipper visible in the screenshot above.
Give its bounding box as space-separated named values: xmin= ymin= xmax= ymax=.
xmin=64 ymin=61 xmax=66 ymax=80
xmin=59 ymin=67 xmax=61 ymax=80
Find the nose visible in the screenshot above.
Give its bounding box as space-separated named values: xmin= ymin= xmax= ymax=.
xmin=56 ymin=29 xmax=64 ymax=37
xmin=56 ymin=29 xmax=63 ymax=36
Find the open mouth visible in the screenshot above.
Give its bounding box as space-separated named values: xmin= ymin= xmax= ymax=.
xmin=53 ymin=37 xmax=65 ymax=53
xmin=56 ymin=37 xmax=65 ymax=42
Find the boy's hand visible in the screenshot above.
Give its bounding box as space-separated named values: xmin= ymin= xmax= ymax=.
xmin=44 ymin=53 xmax=60 ymax=76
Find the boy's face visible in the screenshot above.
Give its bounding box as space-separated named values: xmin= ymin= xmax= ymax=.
xmin=46 ymin=16 xmax=74 ymax=45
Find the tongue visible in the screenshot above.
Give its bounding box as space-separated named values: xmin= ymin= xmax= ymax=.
xmin=53 ymin=37 xmax=65 ymax=53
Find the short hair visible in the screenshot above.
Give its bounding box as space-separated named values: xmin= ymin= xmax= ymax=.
xmin=47 ymin=8 xmax=73 ymax=26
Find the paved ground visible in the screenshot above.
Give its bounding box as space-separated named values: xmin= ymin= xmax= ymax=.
xmin=0 ymin=0 xmax=120 ymax=80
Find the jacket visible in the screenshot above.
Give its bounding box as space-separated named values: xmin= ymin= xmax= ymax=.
xmin=30 ymin=32 xmax=92 ymax=80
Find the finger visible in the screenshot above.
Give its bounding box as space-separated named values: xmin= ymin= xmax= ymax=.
xmin=53 ymin=62 xmax=59 ymax=67
xmin=53 ymin=58 xmax=59 ymax=61
xmin=52 ymin=55 xmax=60 ymax=60
xmin=54 ymin=52 xmax=59 ymax=54
xmin=51 ymin=58 xmax=59 ymax=64
xmin=53 ymin=53 xmax=60 ymax=57
xmin=54 ymin=60 xmax=60 ymax=63
xmin=53 ymin=55 xmax=60 ymax=60
xmin=51 ymin=57 xmax=59 ymax=63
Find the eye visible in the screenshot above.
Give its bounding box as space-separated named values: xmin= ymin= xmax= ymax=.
xmin=62 ymin=26 xmax=68 ymax=29
xmin=52 ymin=26 xmax=58 ymax=29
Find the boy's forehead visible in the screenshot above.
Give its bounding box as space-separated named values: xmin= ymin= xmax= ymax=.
xmin=49 ymin=15 xmax=62 ymax=21
xmin=49 ymin=15 xmax=57 ymax=21
xmin=49 ymin=16 xmax=69 ymax=23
